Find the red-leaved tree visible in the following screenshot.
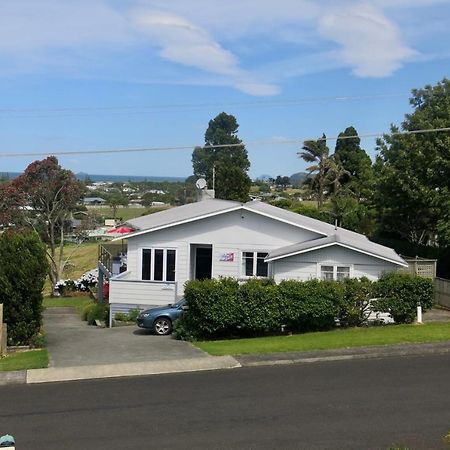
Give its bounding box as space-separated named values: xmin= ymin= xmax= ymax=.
xmin=14 ymin=157 xmax=85 ymax=294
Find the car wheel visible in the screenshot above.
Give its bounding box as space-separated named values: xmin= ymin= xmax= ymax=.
xmin=153 ymin=317 xmax=172 ymax=335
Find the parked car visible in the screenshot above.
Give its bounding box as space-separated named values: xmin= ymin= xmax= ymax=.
xmin=136 ymin=299 xmax=187 ymax=335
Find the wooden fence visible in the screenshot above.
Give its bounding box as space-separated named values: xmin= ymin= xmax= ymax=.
xmin=400 ymin=257 xmax=437 ymax=279
xmin=434 ymin=277 xmax=450 ymax=309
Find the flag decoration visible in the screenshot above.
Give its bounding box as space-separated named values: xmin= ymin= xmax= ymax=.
xmin=219 ymin=252 xmax=235 ymax=262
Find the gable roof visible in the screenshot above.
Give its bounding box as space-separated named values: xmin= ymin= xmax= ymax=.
xmin=265 ymin=233 xmax=407 ymax=267
xmin=122 ymin=199 xmax=241 ymax=239
xmin=114 ymin=199 xmax=404 ymax=266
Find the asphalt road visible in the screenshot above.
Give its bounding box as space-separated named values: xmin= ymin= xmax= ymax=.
xmin=2 ymin=354 xmax=450 ymax=450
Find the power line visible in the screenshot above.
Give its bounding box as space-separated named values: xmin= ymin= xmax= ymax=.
xmin=0 ymin=126 xmax=448 ymax=158
xmin=0 ymin=93 xmax=409 ymax=118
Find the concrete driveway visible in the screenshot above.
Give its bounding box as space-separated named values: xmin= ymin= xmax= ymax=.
xmin=44 ymin=308 xmax=207 ymax=368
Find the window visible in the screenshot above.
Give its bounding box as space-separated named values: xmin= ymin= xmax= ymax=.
xmin=320 ymin=265 xmax=350 ymax=281
xmin=141 ymin=249 xmax=176 ymax=282
xmin=242 ymin=252 xmax=268 ymax=277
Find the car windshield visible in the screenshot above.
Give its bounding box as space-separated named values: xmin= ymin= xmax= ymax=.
xmin=172 ymin=299 xmax=186 ymax=308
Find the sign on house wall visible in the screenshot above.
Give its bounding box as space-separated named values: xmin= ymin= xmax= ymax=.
xmin=219 ymin=253 xmax=235 ymax=262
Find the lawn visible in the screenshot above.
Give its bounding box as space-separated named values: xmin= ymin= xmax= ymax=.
xmin=195 ymin=323 xmax=450 ymax=356
xmin=0 ymin=349 xmax=49 ymax=372
xmin=43 ymin=295 xmax=92 ymax=313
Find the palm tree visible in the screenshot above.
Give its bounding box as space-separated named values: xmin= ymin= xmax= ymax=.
xmin=298 ymin=134 xmax=331 ymax=208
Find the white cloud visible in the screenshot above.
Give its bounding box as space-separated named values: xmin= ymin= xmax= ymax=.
xmin=131 ymin=10 xmax=279 ymax=95
xmin=318 ymin=3 xmax=416 ymax=77
xmin=0 ymin=0 xmax=437 ymax=93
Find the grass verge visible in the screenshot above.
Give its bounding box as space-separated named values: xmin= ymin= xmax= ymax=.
xmin=0 ymin=349 xmax=49 ymax=372
xmin=43 ymin=295 xmax=93 ymax=314
xmin=195 ymin=323 xmax=450 ymax=356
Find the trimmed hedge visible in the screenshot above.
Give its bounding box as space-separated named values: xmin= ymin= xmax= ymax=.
xmin=175 ymin=274 xmax=434 ymax=340
xmin=0 ymin=230 xmax=48 ymax=345
xmin=374 ymin=272 xmax=434 ymax=323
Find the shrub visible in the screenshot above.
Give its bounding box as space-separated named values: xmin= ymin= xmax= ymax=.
xmin=127 ymin=308 xmax=141 ymax=322
xmin=238 ymin=279 xmax=281 ymax=334
xmin=373 ymin=273 xmax=434 ymax=324
xmin=0 ymin=230 xmax=48 ymax=345
xmin=339 ymin=277 xmax=374 ymax=327
xmin=114 ymin=312 xmax=128 ymax=322
xmin=82 ymin=302 xmax=109 ymax=325
xmin=183 ymin=278 xmax=240 ymax=339
xmin=278 ymin=279 xmax=343 ymax=331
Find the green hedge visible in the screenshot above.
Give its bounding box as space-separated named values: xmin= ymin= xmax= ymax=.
xmin=175 ymin=274 xmax=434 ymax=340
xmin=0 ymin=230 xmax=48 ymax=345
xmin=374 ymin=272 xmax=434 ymax=323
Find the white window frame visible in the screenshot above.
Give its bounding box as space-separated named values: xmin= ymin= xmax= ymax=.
xmin=241 ymin=251 xmax=269 ymax=278
xmin=141 ymin=248 xmax=177 ymax=282
xmin=318 ymin=263 xmax=353 ymax=281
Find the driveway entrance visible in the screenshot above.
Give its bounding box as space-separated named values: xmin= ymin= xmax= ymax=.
xmin=44 ymin=308 xmax=207 ymax=368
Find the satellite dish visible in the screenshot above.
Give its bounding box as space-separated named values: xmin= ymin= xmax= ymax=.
xmin=196 ymin=178 xmax=207 ymax=189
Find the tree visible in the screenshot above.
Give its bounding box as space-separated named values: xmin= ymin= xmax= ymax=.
xmin=108 ymin=193 xmax=129 ymax=219
xmin=275 ymin=176 xmax=291 ymax=187
xmin=0 ymin=230 xmax=48 ymax=344
xmin=0 ymin=182 xmax=25 ymax=227
xmin=192 ymin=112 xmax=251 ymax=202
xmin=298 ymin=134 xmax=332 ymax=208
xmin=13 ymin=157 xmax=85 ymax=293
xmin=374 ymin=79 xmax=450 ymax=245
xmin=334 ymin=126 xmax=373 ymax=197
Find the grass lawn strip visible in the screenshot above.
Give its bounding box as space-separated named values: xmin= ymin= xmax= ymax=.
xmin=0 ymin=349 xmax=49 ymax=372
xmin=43 ymin=296 xmax=93 ymax=314
xmin=196 ymin=323 xmax=450 ymax=356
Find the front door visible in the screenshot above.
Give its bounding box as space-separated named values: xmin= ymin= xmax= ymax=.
xmin=195 ymin=246 xmax=212 ymax=280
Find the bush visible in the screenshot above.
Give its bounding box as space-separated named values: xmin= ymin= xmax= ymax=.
xmin=114 ymin=308 xmax=141 ymax=322
xmin=0 ymin=230 xmax=48 ymax=345
xmin=178 ymin=273 xmax=435 ymax=340
xmin=82 ymin=302 xmax=109 ymax=325
xmin=238 ymin=279 xmax=281 ymax=334
xmin=374 ymin=273 xmax=434 ymax=324
xmin=183 ymin=278 xmax=240 ymax=339
xmin=339 ymin=277 xmax=374 ymax=327
xmin=278 ymin=279 xmax=343 ymax=331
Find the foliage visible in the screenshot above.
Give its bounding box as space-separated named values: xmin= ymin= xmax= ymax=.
xmin=338 ymin=277 xmax=374 ymax=327
xmin=374 ymin=79 xmax=450 ymax=245
xmin=374 ymin=272 xmax=434 ymax=324
xmin=114 ymin=307 xmax=141 ymax=322
xmin=54 ymin=268 xmax=98 ymax=296
xmin=192 ymin=112 xmax=251 ymax=202
xmin=0 ymin=182 xmax=26 ymax=227
xmin=0 ymin=230 xmax=48 ymax=345
xmin=298 ymin=134 xmax=331 ymax=208
xmin=107 ymin=193 xmax=129 ymax=219
xmin=334 ymin=126 xmax=374 ymax=197
xmin=278 ymin=279 xmax=342 ymax=331
xmin=180 ymin=278 xmax=241 ymax=338
xmin=178 ymin=273 xmax=434 ymax=340
xmin=82 ymin=302 xmax=109 ymax=325
xmin=13 ymin=157 xmax=86 ymax=294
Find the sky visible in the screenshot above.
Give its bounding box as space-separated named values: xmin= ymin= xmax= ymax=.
xmin=0 ymin=0 xmax=449 ymax=179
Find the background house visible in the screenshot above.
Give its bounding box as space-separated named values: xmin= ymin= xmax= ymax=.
xmin=99 ymin=196 xmax=406 ymax=320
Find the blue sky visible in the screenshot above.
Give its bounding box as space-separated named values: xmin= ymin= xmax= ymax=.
xmin=0 ymin=0 xmax=449 ymax=179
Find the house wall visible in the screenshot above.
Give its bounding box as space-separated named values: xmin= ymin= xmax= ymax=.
xmin=110 ymin=209 xmax=322 ymax=307
xmin=272 ymin=245 xmax=398 ymax=282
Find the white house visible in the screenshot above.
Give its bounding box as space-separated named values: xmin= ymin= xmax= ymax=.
xmin=99 ymin=197 xmax=407 ymax=318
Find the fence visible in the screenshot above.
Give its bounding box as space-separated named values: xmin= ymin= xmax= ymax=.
xmin=434 ymin=277 xmax=450 ymax=309
xmin=0 ymin=304 xmax=6 ymax=356
xmin=400 ymin=256 xmax=437 ymax=279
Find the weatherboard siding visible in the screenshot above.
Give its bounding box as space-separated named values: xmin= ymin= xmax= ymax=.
xmin=109 ymin=279 xmax=177 ymax=307
xmin=272 ymin=245 xmax=397 ymax=282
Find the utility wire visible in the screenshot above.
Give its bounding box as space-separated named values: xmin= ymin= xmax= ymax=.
xmin=0 ymin=126 xmax=449 ymax=158
xmin=0 ymin=93 xmax=409 ymax=118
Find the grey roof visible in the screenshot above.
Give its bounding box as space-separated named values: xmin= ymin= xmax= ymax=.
xmin=119 ymin=199 xmax=405 ymax=266
xmin=125 ymin=198 xmax=240 ymax=233
xmin=266 ymin=233 xmax=407 ymax=266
